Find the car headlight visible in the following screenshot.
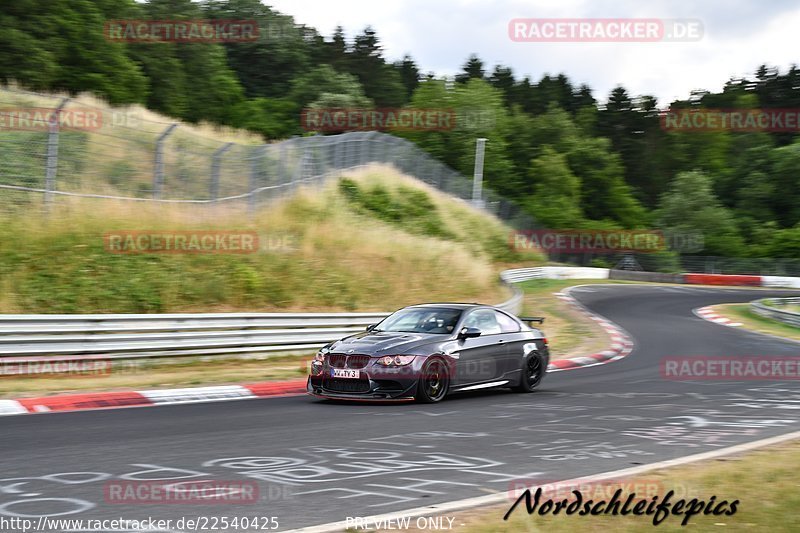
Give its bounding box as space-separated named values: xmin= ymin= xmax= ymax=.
xmin=310 ymin=350 xmax=326 ymax=376
xmin=376 ymin=355 xmax=416 ymax=367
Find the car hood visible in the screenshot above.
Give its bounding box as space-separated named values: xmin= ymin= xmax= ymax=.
xmin=328 ymin=330 xmax=444 ymax=355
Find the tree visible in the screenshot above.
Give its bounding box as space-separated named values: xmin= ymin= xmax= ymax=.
xmin=345 ymin=27 xmax=406 ymax=107
xmin=395 ymin=55 xmax=420 ymax=101
xmin=1 ymin=0 xmax=147 ymax=104
xmin=761 ymin=225 xmax=800 ymax=258
xmin=230 ymin=97 xmax=298 ymax=139
xmin=0 ymin=1 xmax=58 ymax=90
xmin=526 ymin=147 xmax=583 ymax=227
xmin=134 ymin=0 xmax=246 ymax=124
xmin=656 ymin=171 xmax=745 ymax=257
xmin=325 ymin=26 xmax=348 ymax=70
xmin=205 ymin=0 xmax=312 ymax=99
xmin=289 ymin=65 xmax=372 ymax=110
xmin=769 ymin=140 xmax=800 ymax=228
xmin=455 ymin=54 xmax=485 ymax=84
xmin=399 ymin=78 xmax=514 ymax=194
xmin=567 ymin=137 xmax=647 ymax=227
xmin=489 ymin=65 xmax=515 ymax=105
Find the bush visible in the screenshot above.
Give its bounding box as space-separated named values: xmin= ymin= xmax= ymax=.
xmin=338 ymin=178 xmax=456 ymax=240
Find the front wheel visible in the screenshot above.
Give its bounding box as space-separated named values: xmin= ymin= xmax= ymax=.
xmin=416 ymin=358 xmax=450 ymax=403
xmin=514 ymin=353 xmax=545 ymax=392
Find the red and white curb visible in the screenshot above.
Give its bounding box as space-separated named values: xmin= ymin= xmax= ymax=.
xmin=0 ymin=379 xmax=307 ymax=417
xmin=546 ymin=286 xmax=635 ymax=372
xmin=694 ymin=306 xmax=742 ymax=327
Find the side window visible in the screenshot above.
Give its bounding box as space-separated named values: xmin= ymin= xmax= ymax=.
xmin=462 ymin=309 xmax=501 ymax=335
xmin=494 ymin=310 xmax=521 ymax=333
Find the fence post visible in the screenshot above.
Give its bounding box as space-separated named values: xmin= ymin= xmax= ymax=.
xmin=210 ymin=142 xmax=233 ymax=201
xmin=333 ymin=134 xmax=342 ymax=173
xmin=294 ymin=147 xmax=309 ymax=189
xmin=279 ymin=140 xmax=288 ymax=185
xmin=153 ymin=124 xmax=177 ymax=199
xmin=44 ymin=98 xmax=70 ymax=210
xmin=472 ymin=137 xmax=487 ymax=209
xmin=380 ymin=133 xmax=390 ymax=166
xmin=249 ymin=144 xmax=267 ymax=214
xmin=344 ymin=133 xmax=352 ymax=170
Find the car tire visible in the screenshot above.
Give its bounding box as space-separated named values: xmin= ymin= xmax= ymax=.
xmin=514 ymin=352 xmax=546 ymax=393
xmin=416 ymin=358 xmax=450 ymax=403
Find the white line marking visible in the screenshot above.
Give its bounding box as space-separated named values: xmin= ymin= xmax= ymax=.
xmin=281 ymin=430 xmax=800 ymax=533
xmin=457 ymin=381 xmax=509 ymax=391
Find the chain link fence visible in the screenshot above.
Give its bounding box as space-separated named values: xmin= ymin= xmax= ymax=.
xmin=0 ymin=87 xmax=536 ymax=232
xmin=2 ymin=87 xmax=795 ymax=277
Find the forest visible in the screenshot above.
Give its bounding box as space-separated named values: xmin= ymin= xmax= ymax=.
xmin=1 ymin=0 xmax=799 ymax=259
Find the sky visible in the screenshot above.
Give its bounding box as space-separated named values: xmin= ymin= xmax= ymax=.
xmin=264 ymin=0 xmax=800 ymax=106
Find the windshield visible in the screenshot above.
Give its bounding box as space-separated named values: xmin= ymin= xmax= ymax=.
xmin=375 ymin=307 xmax=462 ymax=334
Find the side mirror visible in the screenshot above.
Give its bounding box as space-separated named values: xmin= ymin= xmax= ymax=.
xmin=457 ymin=327 xmax=481 ymax=340
xmin=366 ymin=324 xmax=377 ymax=332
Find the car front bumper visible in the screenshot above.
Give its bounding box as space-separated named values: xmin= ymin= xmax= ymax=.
xmin=306 ymin=366 xmax=421 ymax=401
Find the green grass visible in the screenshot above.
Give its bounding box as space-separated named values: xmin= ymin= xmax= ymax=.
xmin=339 ymin=178 xmax=457 ymax=240
xmin=337 ymin=175 xmax=542 ymax=263
xmin=0 ymin=167 xmax=525 ymax=313
xmin=712 ymin=303 xmax=800 ymax=343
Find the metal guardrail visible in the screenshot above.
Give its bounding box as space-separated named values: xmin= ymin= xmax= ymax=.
xmin=500 ymin=267 xmax=546 ymax=284
xmin=751 ymin=297 xmax=800 ymax=328
xmin=0 ymin=312 xmax=389 ymax=368
xmin=0 ymin=272 xmax=528 ymax=372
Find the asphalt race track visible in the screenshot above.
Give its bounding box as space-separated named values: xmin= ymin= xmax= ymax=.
xmin=2 ymin=284 xmax=800 ymax=532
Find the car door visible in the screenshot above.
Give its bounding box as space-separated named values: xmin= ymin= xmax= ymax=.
xmin=452 ymin=308 xmax=508 ymax=386
xmin=492 ymin=309 xmax=528 ymax=379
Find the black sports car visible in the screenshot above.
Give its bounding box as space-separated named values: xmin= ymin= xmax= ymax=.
xmin=307 ymin=303 xmax=548 ymax=402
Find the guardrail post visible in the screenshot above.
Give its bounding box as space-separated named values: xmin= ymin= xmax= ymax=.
xmin=210 ymin=142 xmax=233 ymax=201
xmin=153 ymin=124 xmax=177 ymax=199
xmin=44 ymin=98 xmax=70 ymax=211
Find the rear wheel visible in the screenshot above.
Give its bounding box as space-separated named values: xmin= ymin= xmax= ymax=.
xmin=514 ymin=352 xmax=545 ymax=392
xmin=416 ymin=358 xmax=450 ymax=403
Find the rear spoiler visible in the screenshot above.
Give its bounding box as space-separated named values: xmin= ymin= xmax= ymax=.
xmin=519 ymin=316 xmax=545 ymax=325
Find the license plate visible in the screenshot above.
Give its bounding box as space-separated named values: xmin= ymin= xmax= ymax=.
xmin=331 ymin=368 xmax=360 ymax=379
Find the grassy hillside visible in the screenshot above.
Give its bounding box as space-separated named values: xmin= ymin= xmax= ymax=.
xmin=0 ymin=165 xmax=543 ymax=313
